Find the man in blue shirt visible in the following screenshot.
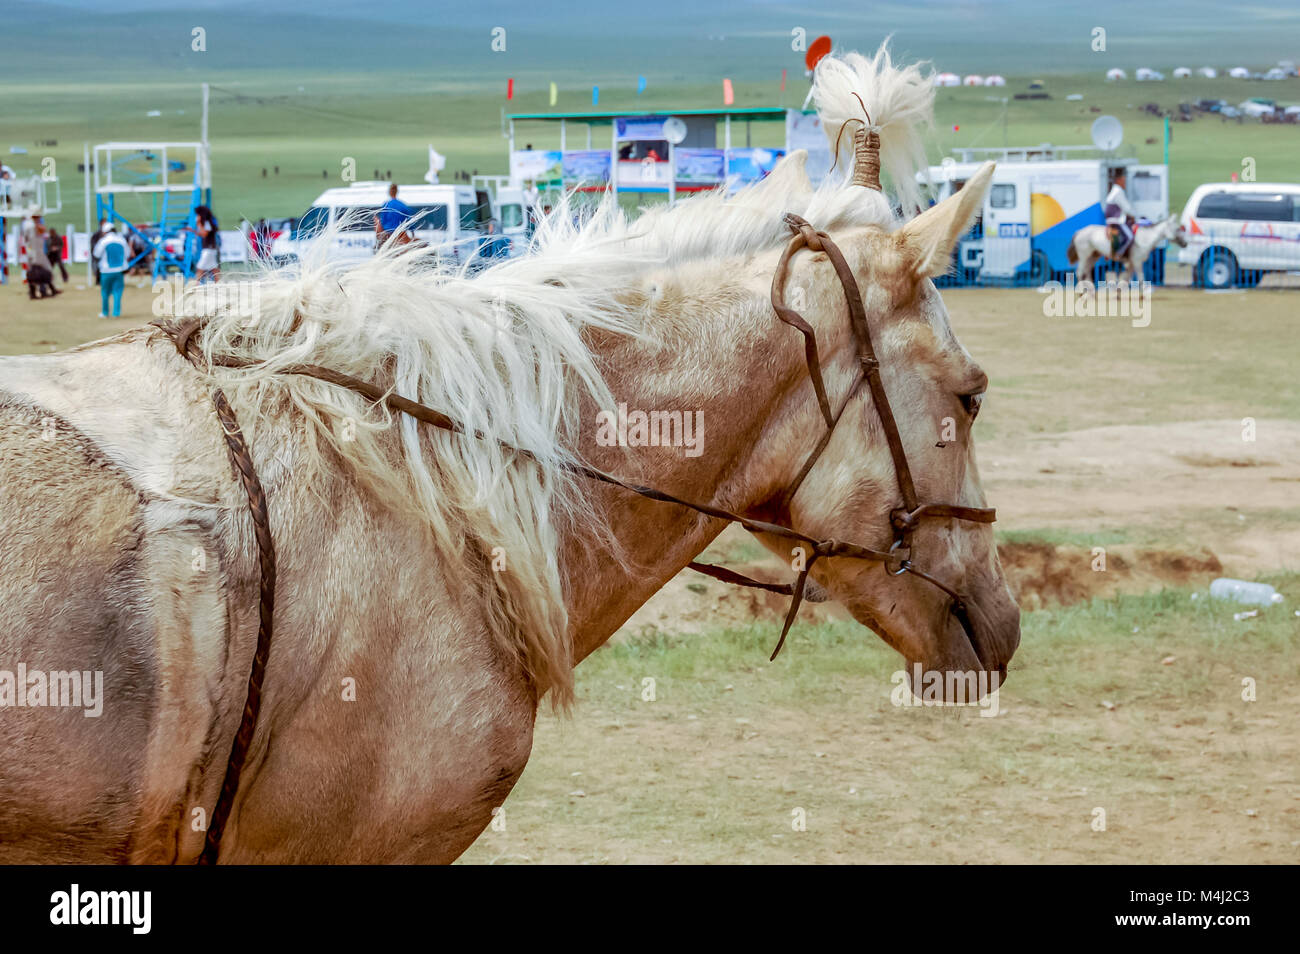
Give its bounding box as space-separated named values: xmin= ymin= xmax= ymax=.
xmin=373 ymin=184 xmax=413 ymax=247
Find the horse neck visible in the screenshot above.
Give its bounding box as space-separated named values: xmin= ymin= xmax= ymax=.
xmin=1135 ymin=222 xmax=1164 ymax=251
xmin=557 ymin=260 xmax=819 ymax=663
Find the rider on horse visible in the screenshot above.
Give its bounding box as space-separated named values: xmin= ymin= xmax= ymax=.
xmin=1104 ymin=170 xmax=1136 ymax=259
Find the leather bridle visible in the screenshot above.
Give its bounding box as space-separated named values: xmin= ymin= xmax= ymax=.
xmin=684 ymin=213 xmax=997 ymax=659
xmin=155 ymin=210 xmax=996 ymax=864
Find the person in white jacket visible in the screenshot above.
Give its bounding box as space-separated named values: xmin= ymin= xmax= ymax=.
xmin=1103 ymin=170 xmax=1137 ymax=258
xmin=94 ymin=222 xmax=132 ymax=318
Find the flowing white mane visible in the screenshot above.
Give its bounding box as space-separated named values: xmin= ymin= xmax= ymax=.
xmin=178 ymin=42 xmax=932 ymax=705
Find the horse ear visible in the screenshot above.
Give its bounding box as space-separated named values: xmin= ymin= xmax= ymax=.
xmin=757 ymin=150 xmax=813 ymax=195
xmin=898 ymin=161 xmax=995 ymax=278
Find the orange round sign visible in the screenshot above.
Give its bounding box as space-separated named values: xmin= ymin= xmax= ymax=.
xmin=805 ymin=35 xmax=832 ymax=71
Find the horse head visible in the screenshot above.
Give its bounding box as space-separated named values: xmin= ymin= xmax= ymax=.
xmin=1165 ymin=215 xmax=1190 ymax=248
xmin=745 ymin=48 xmax=1020 ymax=698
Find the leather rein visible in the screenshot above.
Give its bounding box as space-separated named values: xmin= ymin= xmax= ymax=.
xmin=156 ymin=211 xmax=994 ymax=864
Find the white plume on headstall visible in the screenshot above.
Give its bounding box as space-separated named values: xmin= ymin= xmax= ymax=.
xmin=813 ymin=41 xmax=935 ymax=214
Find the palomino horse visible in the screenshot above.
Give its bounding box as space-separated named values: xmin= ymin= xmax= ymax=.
xmin=1067 ymin=215 xmax=1189 ymax=288
xmin=0 ymin=46 xmax=1019 ymax=863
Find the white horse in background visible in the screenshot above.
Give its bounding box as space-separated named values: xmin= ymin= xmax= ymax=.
xmin=1067 ymin=215 xmax=1188 ymax=290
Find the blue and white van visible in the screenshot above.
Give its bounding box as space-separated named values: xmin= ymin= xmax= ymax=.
xmin=923 ymin=153 xmax=1169 ymax=284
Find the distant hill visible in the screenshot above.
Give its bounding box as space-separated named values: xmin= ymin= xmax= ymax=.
xmin=4 ymin=0 xmax=1299 ymax=82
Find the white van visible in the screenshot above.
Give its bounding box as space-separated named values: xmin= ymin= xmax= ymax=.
xmin=273 ymin=182 xmax=498 ymax=266
xmin=471 ymin=175 xmax=530 ymax=252
xmin=494 ymin=186 xmax=529 ymax=247
xmin=1178 ymin=182 xmax=1300 ymax=287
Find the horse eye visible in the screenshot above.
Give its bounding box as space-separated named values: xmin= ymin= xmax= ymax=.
xmin=960 ymin=391 xmax=984 ymax=419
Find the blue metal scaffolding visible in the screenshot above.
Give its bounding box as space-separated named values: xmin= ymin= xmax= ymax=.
xmin=91 ymin=142 xmax=210 ymax=281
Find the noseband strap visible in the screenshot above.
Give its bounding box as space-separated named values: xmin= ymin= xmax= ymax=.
xmin=153 ymin=209 xmax=997 ymax=863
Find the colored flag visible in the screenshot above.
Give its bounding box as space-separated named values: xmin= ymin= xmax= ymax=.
xmin=549 ymin=82 xmax=557 ymax=106
xmin=506 ymin=78 xmax=514 ymax=100
xmin=780 ymin=68 xmax=787 ymax=92
xmin=637 ymin=75 xmax=647 ymax=95
xmin=592 ymin=85 xmax=599 ymax=105
xmin=722 ymin=78 xmax=734 ymax=106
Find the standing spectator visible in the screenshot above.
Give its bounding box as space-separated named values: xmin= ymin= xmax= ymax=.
xmin=126 ymin=226 xmax=150 ymax=276
xmin=246 ymin=218 xmax=260 ymax=259
xmin=21 ymin=212 xmax=58 ymax=298
xmin=194 ymin=205 xmax=220 ymax=283
xmin=45 ymin=225 xmax=69 ymax=283
xmin=255 ymin=218 xmax=271 ymax=260
xmin=373 ymin=183 xmax=412 ymax=247
xmin=89 ymin=217 xmax=108 ymax=285
xmin=94 ymin=222 xmax=130 ymax=318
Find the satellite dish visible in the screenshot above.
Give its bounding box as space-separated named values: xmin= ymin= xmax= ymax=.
xmin=1091 ymin=115 xmax=1124 ymax=151
xmin=662 ymin=116 xmax=687 ymax=145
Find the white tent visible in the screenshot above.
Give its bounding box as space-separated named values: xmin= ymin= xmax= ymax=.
xmin=1135 ymin=67 xmax=1164 ymax=81
xmin=1264 ymin=67 xmax=1287 ymax=80
xmin=1229 ymin=67 xmax=1250 ymax=78
xmin=933 ymin=72 xmax=961 ymax=87
xmin=1198 ymin=67 xmax=1218 ymax=78
xmin=984 ymin=75 xmax=1006 ymax=86
xmin=1173 ymin=67 xmax=1192 ymax=78
xmin=962 ymin=74 xmax=984 ymax=86
xmin=1105 ymin=68 xmax=1127 ymax=81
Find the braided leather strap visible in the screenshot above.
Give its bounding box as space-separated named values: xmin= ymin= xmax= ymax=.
xmin=160 ymin=320 xmax=277 ymax=865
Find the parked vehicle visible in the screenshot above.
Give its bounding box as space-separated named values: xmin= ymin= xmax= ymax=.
xmin=275 ymin=182 xmax=502 ymax=266
xmin=471 ymin=175 xmax=530 ymax=252
xmin=1177 ymin=182 xmax=1300 ymax=288
xmin=924 ymin=151 xmax=1168 ymax=283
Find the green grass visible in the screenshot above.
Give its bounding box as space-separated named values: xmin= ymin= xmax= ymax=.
xmin=947 ymin=288 xmax=1300 ymax=438
xmin=998 ymin=527 xmax=1134 ymax=548
xmin=459 ymin=576 xmax=1300 ymax=863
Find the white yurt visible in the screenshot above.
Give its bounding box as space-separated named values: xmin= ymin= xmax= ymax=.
xmin=933 ymin=72 xmax=961 ymax=87
xmin=984 ymin=74 xmax=1007 ymax=86
xmin=1173 ymin=67 xmax=1192 ymax=79
xmin=1229 ymin=66 xmax=1250 ymax=79
xmin=1198 ymin=66 xmax=1218 ymax=78
xmin=1105 ymin=68 xmax=1127 ymax=81
xmin=962 ymin=74 xmax=984 ymax=86
xmin=1135 ymin=67 xmax=1164 ymax=81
